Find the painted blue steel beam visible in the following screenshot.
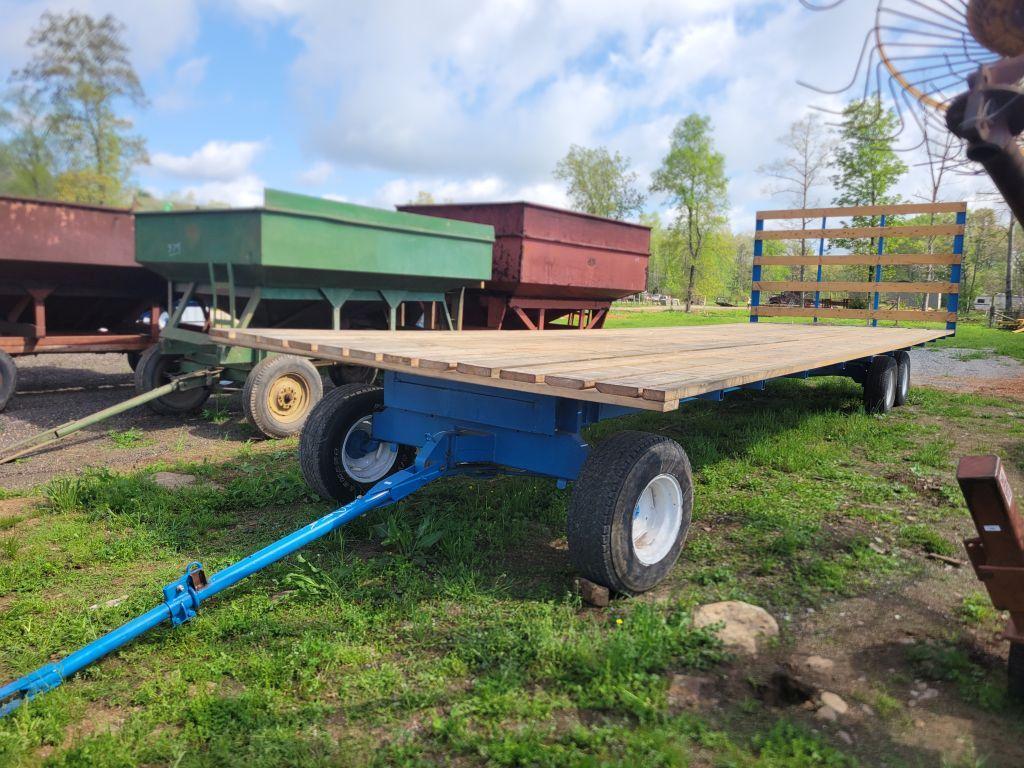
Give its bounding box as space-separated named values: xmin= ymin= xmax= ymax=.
xmin=750 ymin=217 xmax=763 ymax=322
xmin=948 ymin=210 xmax=966 ymax=332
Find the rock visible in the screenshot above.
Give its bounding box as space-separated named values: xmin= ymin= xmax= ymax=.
xmin=693 ymin=600 xmax=779 ymax=656
xmin=88 ymin=595 xmax=128 ymax=611
xmin=918 ymin=687 xmax=939 ymax=702
xmin=861 ymin=704 xmax=875 ymax=716
xmin=575 ymin=577 xmax=609 ymax=608
xmin=816 ymin=705 xmax=838 ymax=722
xmin=820 ymin=691 xmax=849 ymax=715
xmin=667 ymin=674 xmax=715 ymax=710
xmin=837 ymin=730 xmax=854 ymax=745
xmin=800 ymin=655 xmax=836 ymax=675
xmin=152 ymin=471 xmax=197 ymax=490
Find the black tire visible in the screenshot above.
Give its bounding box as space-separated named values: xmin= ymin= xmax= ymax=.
xmin=1010 ymin=642 xmax=1024 ymax=702
xmin=863 ymin=355 xmax=898 ymax=415
xmin=134 ymin=346 xmax=211 ymax=416
xmin=0 ymin=350 xmax=17 ymax=413
xmin=299 ymin=384 xmax=414 ymax=503
xmin=893 ymin=350 xmax=911 ymax=406
xmin=328 ymin=363 xmax=378 ymax=387
xmin=126 ymin=351 xmax=142 ymax=372
xmin=567 ymin=430 xmax=694 ymax=595
xmin=242 ymin=355 xmax=324 ymax=438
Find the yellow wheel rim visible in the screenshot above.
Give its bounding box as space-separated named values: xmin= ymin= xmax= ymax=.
xmin=266 ymin=373 xmax=310 ymax=423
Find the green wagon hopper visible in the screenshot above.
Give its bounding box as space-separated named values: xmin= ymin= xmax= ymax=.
xmin=132 ymin=189 xmax=494 ymax=437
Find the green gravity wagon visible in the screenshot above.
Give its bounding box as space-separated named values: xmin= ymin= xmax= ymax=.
xmin=132 ymin=189 xmax=493 ymax=437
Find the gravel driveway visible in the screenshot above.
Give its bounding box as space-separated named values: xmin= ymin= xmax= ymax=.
xmin=909 ymin=347 xmax=1024 ymax=400
xmin=0 ymin=353 xmax=257 ymax=491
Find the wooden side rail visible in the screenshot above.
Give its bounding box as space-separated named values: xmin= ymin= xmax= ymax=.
xmin=749 ymin=202 xmax=967 ymax=332
xmin=754 ymin=224 xmax=963 ymax=241
xmin=757 ymin=202 xmax=967 ymax=219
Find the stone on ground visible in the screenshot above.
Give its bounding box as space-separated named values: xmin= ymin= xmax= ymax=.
xmin=575 ymin=577 xmax=609 ymax=608
xmin=152 ymin=471 xmax=197 ymax=490
xmin=820 ymin=691 xmax=849 ymax=715
xmin=693 ymin=600 xmax=779 ymax=655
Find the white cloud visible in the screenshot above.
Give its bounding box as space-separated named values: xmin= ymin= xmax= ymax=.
xmin=298 ymin=160 xmax=333 ymax=186
xmin=151 ymin=140 xmax=267 ymax=181
xmin=178 ymin=174 xmax=265 ymax=207
xmin=368 ymin=175 xmax=568 ymax=210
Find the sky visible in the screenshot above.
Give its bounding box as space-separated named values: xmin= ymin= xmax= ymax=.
xmin=0 ymin=0 xmax=996 ymax=229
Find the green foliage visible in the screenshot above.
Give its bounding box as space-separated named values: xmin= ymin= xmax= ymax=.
xmin=898 ymin=524 xmax=954 ymax=556
xmin=553 ymin=144 xmax=645 ymax=219
xmin=650 ymin=114 xmax=730 ymax=310
xmin=905 ymin=640 xmax=1010 ymax=711
xmin=958 ymin=593 xmax=999 ymax=626
xmin=106 ymin=427 xmax=149 ymax=449
xmin=831 ymin=99 xmax=907 ymax=210
xmin=0 ymin=11 xmax=147 ymax=205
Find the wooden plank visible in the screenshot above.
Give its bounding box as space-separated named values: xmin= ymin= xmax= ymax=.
xmin=755 ymin=224 xmax=963 ymax=241
xmin=209 ymin=324 xmax=952 ymax=410
xmin=753 ymin=253 xmax=961 ymax=267
xmin=756 ymin=202 xmax=966 ymax=220
xmin=751 ymin=306 xmax=954 ymax=322
xmin=753 ymin=281 xmax=958 ymax=294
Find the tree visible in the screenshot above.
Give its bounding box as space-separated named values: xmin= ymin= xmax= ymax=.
xmin=650 ymin=114 xmax=729 ymax=312
xmin=0 ymin=90 xmax=57 ymax=198
xmin=759 ymin=113 xmax=834 ymax=297
xmin=961 ymin=207 xmax=1006 ymax=313
xmin=3 ymin=11 xmax=147 ymax=205
xmin=554 ymin=144 xmax=645 ymax=219
xmin=831 ymin=99 xmax=907 ymax=211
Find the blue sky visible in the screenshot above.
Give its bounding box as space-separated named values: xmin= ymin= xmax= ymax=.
xmin=0 ymin=0 xmax=992 ymax=226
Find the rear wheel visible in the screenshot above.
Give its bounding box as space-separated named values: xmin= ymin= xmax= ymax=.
xmin=328 ymin=364 xmax=378 ymax=386
xmin=243 ymin=355 xmax=323 ymax=438
xmin=299 ymin=384 xmax=414 ymax=503
xmin=863 ymin=355 xmax=897 ymax=415
xmin=567 ymin=431 xmax=693 ymax=595
xmin=893 ymin=350 xmax=911 ymax=406
xmin=134 ymin=346 xmax=211 ymax=416
xmin=0 ymin=350 xmax=17 ymax=412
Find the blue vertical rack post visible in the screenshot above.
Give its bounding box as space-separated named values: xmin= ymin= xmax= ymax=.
xmin=948 ymin=210 xmax=966 ymax=333
xmin=750 ymin=217 xmax=763 ymax=322
xmin=872 ymin=214 xmax=887 ymax=327
xmin=813 ymin=216 xmax=826 ymax=323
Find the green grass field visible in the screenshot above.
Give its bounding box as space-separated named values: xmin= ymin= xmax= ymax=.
xmin=606 ymin=307 xmax=1024 ymax=361
xmin=1 ymin=316 xmax=1023 ymax=766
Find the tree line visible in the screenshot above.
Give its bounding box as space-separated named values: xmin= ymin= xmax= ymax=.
xmin=554 ymin=103 xmax=1020 ymax=314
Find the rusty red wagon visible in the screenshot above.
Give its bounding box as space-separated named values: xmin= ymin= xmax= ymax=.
xmin=0 ymin=196 xmax=163 ymax=411
xmin=398 ymin=201 xmax=649 ymax=330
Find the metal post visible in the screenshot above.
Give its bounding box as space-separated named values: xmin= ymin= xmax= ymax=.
xmin=814 ymin=216 xmax=825 ymax=323
xmin=750 ymin=217 xmax=763 ymax=323
xmin=949 ymin=210 xmax=966 ymax=332
xmin=872 ymin=214 xmax=886 ymax=327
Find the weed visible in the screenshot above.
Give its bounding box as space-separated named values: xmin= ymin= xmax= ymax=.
xmin=43 ymin=476 xmax=83 ymax=513
xmin=202 ymin=397 xmax=232 ymax=425
xmin=959 ymin=593 xmax=999 ymax=626
xmin=0 ymin=537 xmax=18 ymax=560
xmin=372 ymin=511 xmax=446 ymax=562
xmin=906 ymin=640 xmax=1008 ymax=711
xmin=106 ymin=427 xmax=150 ymax=449
xmin=898 ymin=524 xmax=955 ymax=556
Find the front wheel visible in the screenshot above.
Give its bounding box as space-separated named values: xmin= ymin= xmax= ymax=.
xmin=0 ymin=350 xmax=17 ymax=412
xmin=299 ymin=384 xmax=414 ymax=503
xmin=243 ymin=355 xmax=324 ymax=438
xmin=134 ymin=346 xmax=211 ymax=416
xmin=567 ymin=431 xmax=694 ymax=595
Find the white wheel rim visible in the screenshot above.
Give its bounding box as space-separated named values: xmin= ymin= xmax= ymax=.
xmin=631 ymin=473 xmax=684 ymax=566
xmin=886 ymin=368 xmax=897 ymax=405
xmin=341 ymin=416 xmax=398 ymax=484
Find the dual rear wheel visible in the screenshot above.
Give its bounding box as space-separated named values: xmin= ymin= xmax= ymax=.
xmin=863 ymin=350 xmax=911 ymax=414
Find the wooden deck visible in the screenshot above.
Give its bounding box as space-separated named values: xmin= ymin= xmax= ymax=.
xmin=210 ymin=324 xmax=952 ymax=412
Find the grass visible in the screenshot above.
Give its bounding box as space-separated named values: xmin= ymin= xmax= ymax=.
xmin=0 ymin=374 xmax=1019 ymax=766
xmin=605 ymin=307 xmax=1024 ymax=361
xmin=105 ymin=427 xmax=151 ymax=449
xmin=1 ymin=311 xmax=1023 ymax=764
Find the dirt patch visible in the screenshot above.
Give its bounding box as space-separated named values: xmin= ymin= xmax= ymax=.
xmin=910 ymin=348 xmax=1024 ymax=398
